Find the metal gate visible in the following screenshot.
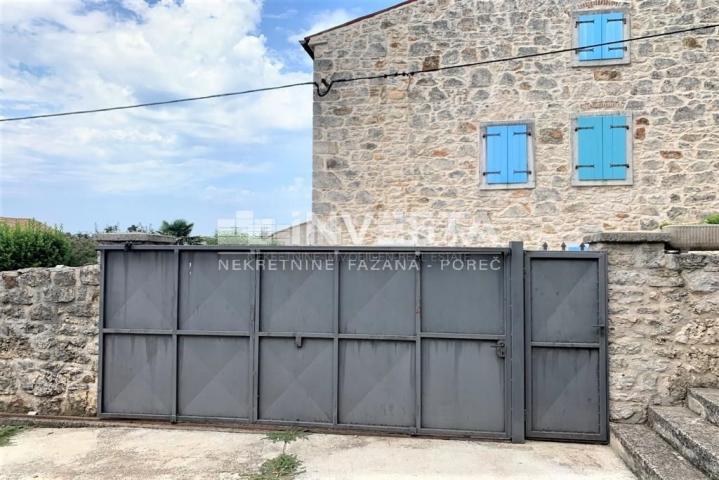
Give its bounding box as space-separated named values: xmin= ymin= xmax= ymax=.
xmin=524 ymin=251 xmax=608 ymax=442
xmin=97 ymin=243 xmax=607 ymax=443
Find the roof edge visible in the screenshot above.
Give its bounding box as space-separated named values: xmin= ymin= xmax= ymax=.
xmin=300 ymin=0 xmax=418 ymax=58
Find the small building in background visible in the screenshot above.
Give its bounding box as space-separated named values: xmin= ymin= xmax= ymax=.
xmin=270 ymin=221 xmax=312 ymax=246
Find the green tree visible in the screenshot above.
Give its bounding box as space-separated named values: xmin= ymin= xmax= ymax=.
xmin=65 ymin=233 xmax=98 ymax=266
xmin=159 ymin=219 xmax=196 ymax=244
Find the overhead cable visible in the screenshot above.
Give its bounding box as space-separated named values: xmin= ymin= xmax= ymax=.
xmin=1 ymin=23 xmax=716 ymax=123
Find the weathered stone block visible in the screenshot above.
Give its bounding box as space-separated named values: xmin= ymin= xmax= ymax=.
xmin=52 ymin=269 xmax=76 ymax=287
xmin=538 ymin=128 xmax=563 ymax=144
xmin=43 ymin=286 xmax=76 ymax=303
xmin=683 ymin=270 xmax=719 ymax=293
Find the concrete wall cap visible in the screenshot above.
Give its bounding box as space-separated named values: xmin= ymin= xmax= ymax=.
xmin=95 ymin=233 xmax=178 ymax=244
xmin=583 ymin=231 xmax=671 ymax=244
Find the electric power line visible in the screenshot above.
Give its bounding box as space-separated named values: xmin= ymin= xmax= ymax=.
xmin=0 ymin=23 xmax=717 ymax=123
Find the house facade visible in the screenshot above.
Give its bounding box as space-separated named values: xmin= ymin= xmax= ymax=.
xmin=303 ymin=0 xmax=719 ymax=247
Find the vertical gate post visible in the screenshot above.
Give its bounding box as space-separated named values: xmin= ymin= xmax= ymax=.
xmin=509 ymin=241 xmax=525 ymax=443
xmin=332 ymin=250 xmax=340 ymax=426
xmin=251 ymin=250 xmax=261 ymax=422
xmin=97 ymin=249 xmax=106 ymax=417
xmin=171 ymin=248 xmax=180 ymax=423
xmin=414 ymin=251 xmax=422 ymax=434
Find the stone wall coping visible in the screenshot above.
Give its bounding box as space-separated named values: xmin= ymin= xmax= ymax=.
xmin=583 ymin=231 xmax=671 ymax=244
xmin=95 ymin=233 xmax=177 ymax=244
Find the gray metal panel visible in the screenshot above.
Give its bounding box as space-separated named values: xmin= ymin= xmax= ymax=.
xmin=179 ymin=252 xmax=254 ymax=331
xmin=339 ymin=254 xmax=416 ymax=335
xmin=178 ymin=336 xmax=250 ymax=418
xmin=339 ymin=340 xmax=415 ymax=427
xmin=105 ymin=251 xmax=175 ymax=330
xmin=421 ymin=253 xmax=505 ymax=334
xmin=525 ymin=252 xmax=608 ymax=443
xmin=530 ymin=258 xmax=599 ymax=343
xmin=260 ymin=253 xmax=334 ymax=333
xmin=259 ymin=337 xmax=333 ymax=423
xmin=103 ymin=334 xmax=173 ymax=415
xmin=531 ymin=347 xmax=601 ymax=434
xmin=421 ymin=339 xmax=505 ymax=432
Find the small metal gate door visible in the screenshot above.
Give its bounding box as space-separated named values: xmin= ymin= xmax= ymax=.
xmin=524 ymin=251 xmax=608 ymax=443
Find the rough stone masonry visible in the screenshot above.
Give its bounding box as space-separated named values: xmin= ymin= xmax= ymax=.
xmin=587 ymin=236 xmax=719 ymax=422
xmin=307 ymin=0 xmax=719 ymax=247
xmin=0 ymin=266 xmax=99 ymax=416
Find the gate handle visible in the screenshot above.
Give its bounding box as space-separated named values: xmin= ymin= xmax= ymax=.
xmin=490 ymin=341 xmax=506 ymax=358
xmin=592 ymin=324 xmax=606 ymax=330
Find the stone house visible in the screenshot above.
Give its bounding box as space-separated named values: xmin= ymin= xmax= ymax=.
xmin=302 ymin=0 xmax=719 ymax=247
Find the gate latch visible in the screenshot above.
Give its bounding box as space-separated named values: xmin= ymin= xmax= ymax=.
xmin=491 ymin=341 xmax=506 ymax=359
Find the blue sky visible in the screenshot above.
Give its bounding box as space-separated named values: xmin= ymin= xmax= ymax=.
xmin=0 ymin=0 xmax=397 ymax=234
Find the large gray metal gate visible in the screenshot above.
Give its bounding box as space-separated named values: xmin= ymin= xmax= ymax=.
xmin=97 ymin=243 xmax=607 ymax=443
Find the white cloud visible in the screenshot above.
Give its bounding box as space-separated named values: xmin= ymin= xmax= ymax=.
xmin=0 ymin=0 xmax=313 ymax=196
xmin=287 ymin=8 xmax=355 ymax=43
xmin=200 ymin=185 xmax=255 ymax=204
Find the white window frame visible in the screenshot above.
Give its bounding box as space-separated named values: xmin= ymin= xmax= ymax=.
xmin=570 ymin=111 xmax=634 ymax=187
xmin=571 ymin=8 xmax=631 ymax=67
xmin=479 ymin=120 xmax=536 ymax=190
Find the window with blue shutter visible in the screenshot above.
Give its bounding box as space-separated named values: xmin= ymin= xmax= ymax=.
xmin=483 ymin=123 xmax=532 ymax=187
xmin=485 ymin=126 xmax=508 ymax=184
xmin=577 ymin=14 xmax=602 ymax=61
xmin=576 ymin=116 xmax=603 ymax=181
xmin=576 ymin=12 xmax=626 ymax=62
xmin=602 ymin=12 xmax=626 ymax=59
xmin=507 ymin=124 xmax=530 ymax=184
xmin=575 ymin=115 xmax=629 ymax=182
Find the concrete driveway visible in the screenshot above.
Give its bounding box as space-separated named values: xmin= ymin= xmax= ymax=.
xmin=0 ymin=426 xmax=634 ymax=480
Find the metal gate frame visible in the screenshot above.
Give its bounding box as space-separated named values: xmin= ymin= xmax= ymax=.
xmin=524 ymin=251 xmax=609 ymax=443
xmin=97 ymin=243 xmax=527 ymax=441
xmin=96 ymin=242 xmax=607 ymax=443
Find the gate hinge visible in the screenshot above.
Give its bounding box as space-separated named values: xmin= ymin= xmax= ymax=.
xmin=491 ymin=341 xmax=506 ymax=358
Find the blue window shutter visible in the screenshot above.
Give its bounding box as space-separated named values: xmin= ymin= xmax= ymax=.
xmin=576 ymin=116 xmax=603 ymax=180
xmin=602 ymin=115 xmax=628 ymax=180
xmin=486 ymin=126 xmax=508 ymax=184
xmin=507 ymin=124 xmax=529 ymax=184
xmin=577 ymin=14 xmax=601 ymax=61
xmin=602 ymin=12 xmax=625 ymax=59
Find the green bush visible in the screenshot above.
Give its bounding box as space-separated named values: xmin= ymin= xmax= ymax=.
xmin=65 ymin=233 xmax=98 ymax=266
xmin=704 ymin=213 xmax=719 ymax=225
xmin=0 ymin=223 xmax=71 ymax=271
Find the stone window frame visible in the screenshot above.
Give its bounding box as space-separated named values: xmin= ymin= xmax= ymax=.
xmin=479 ymin=120 xmax=536 ymax=191
xmin=571 ymin=8 xmax=632 ymax=67
xmin=570 ymin=111 xmax=634 ymax=187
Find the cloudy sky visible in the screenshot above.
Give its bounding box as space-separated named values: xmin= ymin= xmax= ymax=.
xmin=0 ymin=0 xmax=396 ymax=234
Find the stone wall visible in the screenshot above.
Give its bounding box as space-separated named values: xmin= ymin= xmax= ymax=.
xmin=0 ymin=266 xmax=99 ymax=416
xmin=587 ymin=234 xmax=719 ymax=422
xmin=1 ymin=240 xmax=716 ymax=425
xmin=308 ymin=0 xmax=719 ymax=247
